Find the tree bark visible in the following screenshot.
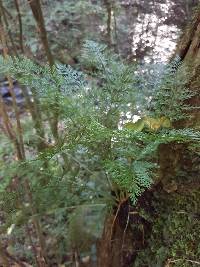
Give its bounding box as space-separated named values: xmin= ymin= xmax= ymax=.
xmin=174 ymin=4 xmax=200 ymax=127
xmin=28 ymin=0 xmax=54 ymax=66
xmin=28 ymin=0 xmax=60 ymax=140
xmin=97 ymin=214 xmax=123 ymax=267
xmin=154 ymin=5 xmax=200 ymax=266
xmin=14 ymin=0 xmax=24 ymax=53
xmin=104 ymin=0 xmax=112 ymax=47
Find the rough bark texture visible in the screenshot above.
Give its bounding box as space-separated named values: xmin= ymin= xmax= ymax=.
xmin=149 ymin=6 xmax=200 ymax=266
xmin=175 ymin=5 xmax=200 ymax=127
xmin=97 ymin=194 xmax=154 ymax=267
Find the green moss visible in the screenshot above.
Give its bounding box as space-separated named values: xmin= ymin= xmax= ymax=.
xmin=134 ymin=188 xmax=200 ymax=267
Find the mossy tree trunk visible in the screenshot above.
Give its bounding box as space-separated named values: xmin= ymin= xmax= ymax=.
xmin=157 ymin=3 xmax=200 ymax=193
xmin=174 ymin=5 xmax=200 ymax=127
xmin=137 ymin=6 xmax=200 ymax=266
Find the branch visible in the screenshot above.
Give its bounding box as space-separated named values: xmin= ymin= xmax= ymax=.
xmin=14 ymin=0 xmax=24 ymax=53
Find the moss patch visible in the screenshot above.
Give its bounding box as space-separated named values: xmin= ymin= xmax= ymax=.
xmin=133 ymin=185 xmax=200 ymax=267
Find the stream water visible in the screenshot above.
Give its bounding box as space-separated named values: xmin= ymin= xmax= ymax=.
xmin=0 ymin=79 xmax=24 ymax=106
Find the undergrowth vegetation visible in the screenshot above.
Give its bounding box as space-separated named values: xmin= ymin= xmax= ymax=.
xmin=0 ymin=41 xmax=200 ymax=266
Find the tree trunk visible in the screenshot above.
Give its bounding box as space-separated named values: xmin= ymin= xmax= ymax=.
xmin=104 ymin=0 xmax=112 ymax=47
xmin=97 ymin=194 xmax=153 ymax=267
xmin=97 ymin=213 xmax=125 ymax=267
xmin=98 ymin=5 xmax=200 ymax=267
xmin=28 ymin=0 xmax=61 ymax=140
xmin=143 ymin=6 xmax=200 ymax=266
xmin=174 ymin=5 xmax=200 ymax=127
xmin=14 ymin=0 xmax=24 ymax=53
xmin=28 ymin=0 xmax=54 ymax=66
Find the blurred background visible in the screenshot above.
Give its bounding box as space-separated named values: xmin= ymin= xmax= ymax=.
xmin=1 ymin=0 xmax=199 ymax=64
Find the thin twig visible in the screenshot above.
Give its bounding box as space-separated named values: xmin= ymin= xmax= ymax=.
xmin=110 ymin=197 xmax=128 ymax=243
xmin=0 ymin=95 xmax=23 ymax=159
xmin=0 ymin=0 xmax=18 ymax=56
xmin=120 ymin=204 xmax=130 ymax=265
xmin=167 ymin=258 xmax=200 ymax=266
xmin=14 ymin=0 xmax=24 ymax=53
xmin=0 ymin=22 xmax=25 ymax=159
xmin=0 ymin=20 xmax=48 ymax=266
xmin=122 ymin=204 xmax=130 ymax=249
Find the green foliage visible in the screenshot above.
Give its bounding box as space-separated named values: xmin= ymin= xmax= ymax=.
xmin=135 ymin=57 xmax=195 ymax=121
xmin=150 ymin=57 xmax=194 ymax=121
xmin=105 ymin=160 xmax=154 ymax=203
xmin=0 ymin=41 xmax=200 ymax=264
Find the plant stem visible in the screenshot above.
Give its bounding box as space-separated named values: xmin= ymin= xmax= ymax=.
xmin=14 ymin=0 xmax=24 ymax=53
xmin=0 ymin=0 xmax=18 ymax=56
xmin=0 ymin=21 xmax=25 ymax=159
xmin=28 ymin=0 xmax=54 ymax=66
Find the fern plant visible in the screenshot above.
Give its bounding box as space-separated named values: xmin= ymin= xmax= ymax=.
xmin=0 ymin=41 xmax=200 ymax=265
xmin=137 ymin=56 xmax=195 ymax=121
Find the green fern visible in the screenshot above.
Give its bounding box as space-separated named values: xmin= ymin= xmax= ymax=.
xmin=0 ymin=42 xmax=200 ymax=263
